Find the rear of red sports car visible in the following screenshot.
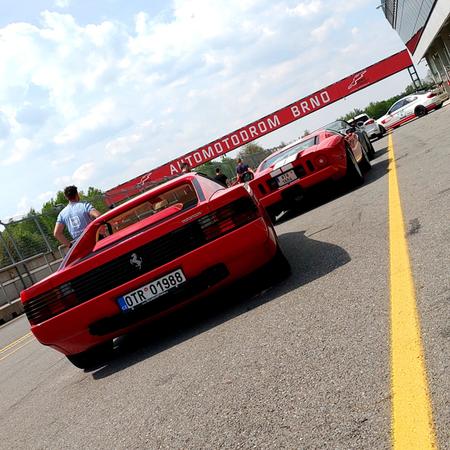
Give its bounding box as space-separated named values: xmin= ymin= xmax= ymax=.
xmin=21 ymin=173 xmax=281 ymax=367
xmin=250 ymin=130 xmax=348 ymax=219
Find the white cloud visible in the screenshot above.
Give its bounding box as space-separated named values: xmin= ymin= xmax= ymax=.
xmin=0 ymin=1 xmax=410 ymax=220
xmin=2 ymin=138 xmax=34 ymax=165
xmin=341 ymin=43 xmax=359 ymax=54
xmin=51 ymin=153 xmax=76 ymax=168
xmin=311 ymin=16 xmax=343 ymax=42
xmin=55 ymin=162 xmax=96 ymax=188
xmin=73 ymin=162 xmax=96 ymax=183
xmin=105 ymin=133 xmax=142 ymax=156
xmin=38 ymin=191 xmax=54 ymax=203
xmin=288 ymin=1 xmax=322 ymax=17
xmin=53 ymin=99 xmax=117 ymax=145
xmin=15 ymin=196 xmax=31 ymax=216
xmin=55 ymin=0 xmax=71 ymax=8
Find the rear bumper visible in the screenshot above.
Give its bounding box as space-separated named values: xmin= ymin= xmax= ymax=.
xmin=259 ymin=164 xmax=345 ymax=210
xmin=365 ymin=125 xmax=380 ymax=138
xmin=31 ymin=218 xmax=278 ymax=355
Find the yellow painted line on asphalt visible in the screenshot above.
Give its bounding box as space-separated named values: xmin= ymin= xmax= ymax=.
xmin=388 ymin=133 xmax=437 ymax=449
xmin=0 ymin=339 xmax=33 ymax=362
xmin=0 ymin=332 xmax=32 ymax=354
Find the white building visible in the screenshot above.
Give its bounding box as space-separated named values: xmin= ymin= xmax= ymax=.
xmin=381 ymin=0 xmax=450 ymax=93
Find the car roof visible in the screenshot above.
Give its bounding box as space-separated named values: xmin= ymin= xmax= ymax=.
xmin=264 ymin=131 xmax=322 ymax=158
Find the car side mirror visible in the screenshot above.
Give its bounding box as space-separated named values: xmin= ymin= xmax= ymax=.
xmin=346 ymin=127 xmax=355 ymax=134
xmin=241 ymin=172 xmax=254 ymax=182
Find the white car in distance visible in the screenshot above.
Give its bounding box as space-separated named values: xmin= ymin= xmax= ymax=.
xmin=376 ymin=88 xmax=448 ymax=130
xmin=350 ymin=113 xmax=385 ymax=140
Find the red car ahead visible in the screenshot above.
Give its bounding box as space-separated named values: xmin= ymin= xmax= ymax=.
xmin=21 ymin=173 xmax=287 ymax=368
xmin=250 ymin=122 xmax=372 ymax=221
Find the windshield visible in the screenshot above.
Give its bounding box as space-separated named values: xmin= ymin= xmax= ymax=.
xmin=325 ymin=120 xmax=351 ymax=134
xmin=354 ymin=115 xmax=369 ymax=124
xmin=258 ymin=136 xmax=317 ymax=171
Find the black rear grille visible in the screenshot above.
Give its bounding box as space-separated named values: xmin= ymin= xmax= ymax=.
xmin=24 ymin=196 xmax=258 ymax=325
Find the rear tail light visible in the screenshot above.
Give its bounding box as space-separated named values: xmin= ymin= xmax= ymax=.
xmin=381 ymin=118 xmax=388 ymax=124
xmin=315 ymin=155 xmax=328 ymax=167
xmin=199 ymin=197 xmax=259 ymax=242
xmin=427 ymin=92 xmax=436 ymax=98
xmin=365 ymin=119 xmax=374 ymax=124
xmin=24 ymin=283 xmax=78 ymax=326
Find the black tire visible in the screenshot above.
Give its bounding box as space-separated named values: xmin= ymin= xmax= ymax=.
xmin=66 ymin=340 xmax=113 ymax=369
xmin=364 ymin=133 xmax=376 ymax=160
xmin=345 ymin=145 xmax=364 ymax=187
xmin=266 ymin=206 xmax=281 ymax=224
xmin=435 ymin=103 xmax=443 ymax=110
xmin=378 ymin=125 xmax=386 ymax=138
xmin=415 ymin=105 xmax=427 ymax=117
xmin=359 ymin=145 xmax=372 ymax=173
xmin=265 ymin=245 xmax=291 ymax=281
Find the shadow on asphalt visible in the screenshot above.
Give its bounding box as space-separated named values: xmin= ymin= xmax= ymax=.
xmin=275 ymin=147 xmax=389 ymax=225
xmin=89 ymin=231 xmax=351 ymax=379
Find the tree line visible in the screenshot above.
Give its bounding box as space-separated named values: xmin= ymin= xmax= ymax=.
xmin=0 ymin=187 xmax=108 ymax=267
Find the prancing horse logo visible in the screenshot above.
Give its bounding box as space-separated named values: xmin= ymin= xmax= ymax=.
xmin=130 ymin=253 xmax=143 ymax=270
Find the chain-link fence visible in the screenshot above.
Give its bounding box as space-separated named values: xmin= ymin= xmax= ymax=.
xmin=0 ymin=200 xmax=110 ymax=308
xmin=0 ymin=216 xmax=55 ymax=267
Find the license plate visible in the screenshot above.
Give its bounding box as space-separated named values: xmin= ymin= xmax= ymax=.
xmin=117 ymin=269 xmax=186 ymax=311
xmin=276 ymin=170 xmax=297 ymax=187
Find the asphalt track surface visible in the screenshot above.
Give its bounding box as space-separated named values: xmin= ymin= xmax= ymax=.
xmin=0 ymin=106 xmax=449 ymax=449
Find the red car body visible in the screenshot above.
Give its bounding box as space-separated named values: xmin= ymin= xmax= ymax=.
xmin=249 ymin=127 xmax=369 ymax=219
xmin=21 ymin=174 xmax=279 ymax=366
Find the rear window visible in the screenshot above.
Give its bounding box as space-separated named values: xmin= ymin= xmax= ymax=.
xmin=354 ymin=115 xmax=369 ymax=124
xmin=259 ymin=137 xmax=317 ymax=171
xmin=97 ymin=183 xmax=198 ymax=241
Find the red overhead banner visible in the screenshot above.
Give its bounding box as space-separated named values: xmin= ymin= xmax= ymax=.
xmin=105 ymin=49 xmax=412 ymax=204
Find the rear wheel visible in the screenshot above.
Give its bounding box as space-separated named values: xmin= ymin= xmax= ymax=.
xmin=363 ymin=134 xmax=376 ymax=160
xmin=265 ymin=245 xmax=291 ymax=281
xmin=66 ymin=340 xmax=113 ymax=369
xmin=266 ymin=206 xmax=281 ymax=224
xmin=345 ymin=146 xmax=364 ymax=187
xmin=359 ymin=146 xmax=372 ymax=173
xmin=378 ymin=125 xmax=386 ymax=138
xmin=415 ymin=105 xmax=427 ymax=117
xmin=435 ymin=103 xmax=443 ymax=110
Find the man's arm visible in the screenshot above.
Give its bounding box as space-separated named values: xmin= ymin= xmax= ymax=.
xmin=89 ymin=208 xmax=101 ymax=219
xmin=53 ymin=222 xmax=71 ymax=247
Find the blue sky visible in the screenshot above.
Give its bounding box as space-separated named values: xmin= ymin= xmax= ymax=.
xmin=0 ymin=0 xmax=424 ymax=220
